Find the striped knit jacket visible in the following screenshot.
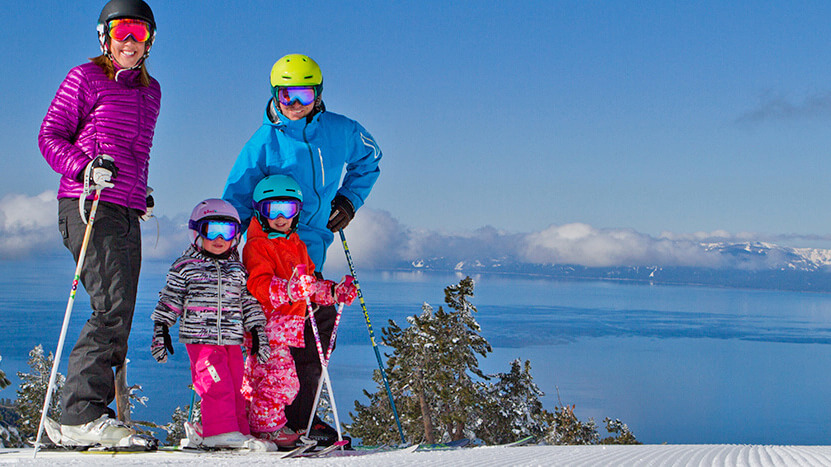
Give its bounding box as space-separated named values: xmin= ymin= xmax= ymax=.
xmin=152 ymin=245 xmax=266 ymax=345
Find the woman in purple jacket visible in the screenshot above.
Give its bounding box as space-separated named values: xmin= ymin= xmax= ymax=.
xmin=38 ymin=0 xmax=160 ymax=448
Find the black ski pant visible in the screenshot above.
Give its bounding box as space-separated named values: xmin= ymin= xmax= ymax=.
xmin=285 ymin=304 xmax=337 ymax=432
xmin=58 ymin=198 xmax=141 ymax=426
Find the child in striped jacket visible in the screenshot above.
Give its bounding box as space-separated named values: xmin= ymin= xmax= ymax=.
xmin=151 ymin=199 xmax=270 ymax=450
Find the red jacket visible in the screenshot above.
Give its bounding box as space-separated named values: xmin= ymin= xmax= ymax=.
xmin=242 ymin=218 xmax=315 ymax=321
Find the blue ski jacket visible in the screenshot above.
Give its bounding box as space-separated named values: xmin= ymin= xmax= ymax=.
xmin=223 ymin=100 xmax=381 ymax=270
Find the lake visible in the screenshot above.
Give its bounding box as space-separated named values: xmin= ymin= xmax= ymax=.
xmin=2 ymin=255 xmax=831 ymax=445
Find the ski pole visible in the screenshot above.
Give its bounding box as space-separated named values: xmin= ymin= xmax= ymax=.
xmin=296 ymin=266 xmax=343 ymax=446
xmin=34 ymin=188 xmax=103 ymax=458
xmin=338 ymin=229 xmax=406 ymax=444
xmin=304 ymin=279 xmax=350 ymax=430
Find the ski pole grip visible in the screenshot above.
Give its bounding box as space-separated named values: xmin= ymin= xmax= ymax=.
xmin=295 ymin=263 xmax=307 ymax=276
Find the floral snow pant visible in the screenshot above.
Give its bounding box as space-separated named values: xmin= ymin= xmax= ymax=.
xmin=242 ymin=316 xmax=302 ymax=433
xmin=187 ymin=344 xmax=250 ymax=437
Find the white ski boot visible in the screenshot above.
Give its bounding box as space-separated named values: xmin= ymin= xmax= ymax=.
xmin=42 ymin=417 xmax=63 ymax=445
xmin=201 ymin=431 xmax=274 ymax=451
xmin=59 ymin=414 xmax=136 ymax=447
xmin=43 ymin=414 xmax=156 ymax=450
xmin=180 ymin=421 xmax=203 ymax=449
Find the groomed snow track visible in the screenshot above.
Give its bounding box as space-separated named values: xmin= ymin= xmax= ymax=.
xmin=9 ymin=444 xmax=831 ymax=466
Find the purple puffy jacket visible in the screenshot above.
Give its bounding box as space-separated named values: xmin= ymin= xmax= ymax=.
xmin=39 ymin=61 xmax=161 ymax=212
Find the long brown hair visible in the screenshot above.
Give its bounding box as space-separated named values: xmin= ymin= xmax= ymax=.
xmin=90 ymin=54 xmax=151 ymax=86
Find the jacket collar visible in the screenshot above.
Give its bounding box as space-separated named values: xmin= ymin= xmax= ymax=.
xmin=263 ymin=98 xmax=323 ymax=129
xmin=247 ymin=217 xmax=297 ymax=242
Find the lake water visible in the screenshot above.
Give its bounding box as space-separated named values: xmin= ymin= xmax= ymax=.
xmin=2 ymin=255 xmax=831 ymax=445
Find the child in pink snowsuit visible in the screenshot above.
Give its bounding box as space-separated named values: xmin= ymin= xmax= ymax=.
xmin=151 ymin=199 xmax=271 ymax=449
xmin=241 ymin=175 xmax=357 ymax=448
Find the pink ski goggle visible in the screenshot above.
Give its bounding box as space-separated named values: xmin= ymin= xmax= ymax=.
xmin=277 ymin=87 xmax=316 ymax=106
xmin=108 ymin=18 xmax=151 ymax=42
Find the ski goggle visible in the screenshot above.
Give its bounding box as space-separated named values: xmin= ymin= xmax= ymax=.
xmin=107 ymin=18 xmax=152 ymax=43
xmin=276 ymin=87 xmax=317 ymax=106
xmin=255 ymin=199 xmax=301 ymax=220
xmin=189 ymin=219 xmax=240 ymax=241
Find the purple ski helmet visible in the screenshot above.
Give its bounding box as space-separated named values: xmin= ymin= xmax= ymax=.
xmin=188 ymin=198 xmax=241 ymax=247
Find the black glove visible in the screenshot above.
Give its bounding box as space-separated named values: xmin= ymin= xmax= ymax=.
xmin=76 ymin=155 xmax=119 ymax=188
xmin=327 ymin=194 xmax=355 ymax=232
xmin=251 ymin=326 xmax=271 ymax=364
xmin=151 ymin=322 xmax=174 ymax=363
xmin=141 ymin=187 xmax=155 ymax=221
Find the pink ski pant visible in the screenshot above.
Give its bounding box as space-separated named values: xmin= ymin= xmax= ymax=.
xmin=242 ymin=344 xmax=299 ymax=433
xmin=186 ymin=344 xmax=250 ymax=437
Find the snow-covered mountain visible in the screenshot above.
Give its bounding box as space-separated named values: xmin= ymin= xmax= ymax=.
xmin=405 ymin=242 xmax=831 ymax=292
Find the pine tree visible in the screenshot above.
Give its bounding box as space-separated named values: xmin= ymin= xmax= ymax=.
xmin=600 ymin=418 xmax=641 ymax=445
xmin=162 ymin=385 xmax=201 ymax=446
xmin=350 ymin=277 xmax=492 ymax=444
xmin=477 ymin=359 xmax=553 ymax=444
xmin=14 ymin=345 xmax=63 ymax=441
xmin=545 ymin=404 xmax=599 ymax=445
xmin=164 ymin=400 xmax=201 ymax=446
xmin=348 ymin=277 xmax=639 ymax=447
xmin=0 ymin=357 xmax=21 ymax=448
xmin=0 ymin=355 xmax=11 ymax=389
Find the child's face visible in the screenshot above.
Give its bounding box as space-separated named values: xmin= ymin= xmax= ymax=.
xmin=202 ymin=236 xmax=232 ymax=256
xmin=267 ymin=216 xmax=293 ymax=234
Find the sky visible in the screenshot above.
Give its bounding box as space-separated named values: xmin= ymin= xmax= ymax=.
xmin=3 ymin=1 xmax=831 ymax=266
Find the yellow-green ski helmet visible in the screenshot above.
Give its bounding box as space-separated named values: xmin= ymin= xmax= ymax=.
xmin=270 ymin=54 xmax=323 ymax=100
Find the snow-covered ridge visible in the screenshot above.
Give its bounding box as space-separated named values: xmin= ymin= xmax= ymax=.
xmin=408 ymin=241 xmax=831 ymax=292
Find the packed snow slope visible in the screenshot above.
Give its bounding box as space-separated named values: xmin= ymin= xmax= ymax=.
xmin=7 ymin=444 xmax=831 ymax=466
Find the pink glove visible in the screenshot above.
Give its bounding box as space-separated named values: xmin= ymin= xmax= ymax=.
xmin=268 ymin=265 xmax=316 ymax=307
xmin=312 ymin=279 xmax=336 ymax=306
xmin=335 ymin=275 xmax=358 ymax=305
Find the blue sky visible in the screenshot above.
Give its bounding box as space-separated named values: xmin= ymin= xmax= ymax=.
xmin=3 ymin=1 xmax=831 ymax=266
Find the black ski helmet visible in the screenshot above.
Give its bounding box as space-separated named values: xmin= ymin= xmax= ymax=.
xmin=98 ymin=0 xmax=155 ymax=31
xmin=96 ymin=0 xmax=156 ymax=58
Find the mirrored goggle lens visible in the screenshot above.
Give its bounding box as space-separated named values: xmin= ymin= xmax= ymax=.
xmin=257 ymin=199 xmax=301 ymax=220
xmin=277 ymin=87 xmax=316 ymax=106
xmin=108 ymin=18 xmax=151 ymax=42
xmin=199 ymin=221 xmax=239 ymax=241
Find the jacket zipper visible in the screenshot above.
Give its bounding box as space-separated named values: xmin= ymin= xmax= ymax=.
xmin=303 ymin=124 xmax=324 ymax=223
xmin=215 ymin=260 xmax=223 ymax=345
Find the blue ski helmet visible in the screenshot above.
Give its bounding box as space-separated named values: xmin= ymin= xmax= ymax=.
xmin=252 ymin=175 xmax=303 ymax=234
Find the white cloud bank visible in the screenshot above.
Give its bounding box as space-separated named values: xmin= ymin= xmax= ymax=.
xmin=0 ymin=191 xmax=60 ymax=259
xmin=2 ymin=192 xmax=827 ymax=271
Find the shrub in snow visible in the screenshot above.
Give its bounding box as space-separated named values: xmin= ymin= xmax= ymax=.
xmin=14 ymin=345 xmax=62 ymax=442
xmin=163 ymin=389 xmax=201 ymax=446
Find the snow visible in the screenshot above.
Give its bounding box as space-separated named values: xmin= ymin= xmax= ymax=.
xmin=7 ymin=444 xmax=831 ymax=466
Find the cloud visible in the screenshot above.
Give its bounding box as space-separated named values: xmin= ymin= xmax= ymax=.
xmin=2 ymin=191 xmax=826 ymax=271
xmin=0 ymin=191 xmax=190 ymax=260
xmin=0 ymin=191 xmax=62 ymax=259
xmin=139 ymin=214 xmax=192 ymax=260
xmin=521 ymin=223 xmax=726 ymax=268
xmin=735 ymin=91 xmax=831 ymax=124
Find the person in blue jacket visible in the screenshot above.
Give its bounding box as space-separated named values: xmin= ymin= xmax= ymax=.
xmin=222 ymin=53 xmax=380 ymax=446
